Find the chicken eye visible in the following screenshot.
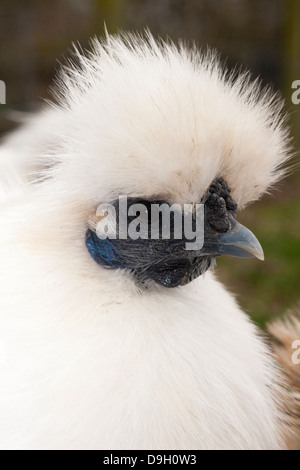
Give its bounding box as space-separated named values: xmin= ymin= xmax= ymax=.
xmin=131 ymin=200 xmax=161 ymax=224
xmin=127 ymin=201 xmax=149 ymax=224
xmin=137 ymin=203 xmax=151 ymax=223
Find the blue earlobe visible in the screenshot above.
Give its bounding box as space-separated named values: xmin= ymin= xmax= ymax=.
xmin=85 ymin=229 xmax=118 ymax=267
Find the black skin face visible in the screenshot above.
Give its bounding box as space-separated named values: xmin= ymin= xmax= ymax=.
xmin=85 ymin=177 xmax=238 ymax=288
xmin=134 ymin=178 xmax=237 ymax=287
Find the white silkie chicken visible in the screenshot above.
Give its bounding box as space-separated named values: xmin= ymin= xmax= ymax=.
xmin=0 ymin=32 xmax=297 ymax=450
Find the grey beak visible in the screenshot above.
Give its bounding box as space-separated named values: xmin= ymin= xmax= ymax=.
xmin=202 ymin=218 xmax=264 ymax=261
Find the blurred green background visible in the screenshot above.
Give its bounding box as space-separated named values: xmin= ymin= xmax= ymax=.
xmin=0 ymin=0 xmax=299 ymax=326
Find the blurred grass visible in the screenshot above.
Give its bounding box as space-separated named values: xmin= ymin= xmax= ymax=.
xmin=217 ymin=174 xmax=300 ymax=328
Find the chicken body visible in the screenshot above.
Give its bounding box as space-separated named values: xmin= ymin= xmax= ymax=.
xmin=0 ymin=33 xmax=290 ymax=449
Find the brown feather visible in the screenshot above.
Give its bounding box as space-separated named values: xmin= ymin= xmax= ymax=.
xmin=268 ymin=305 xmax=300 ymax=450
